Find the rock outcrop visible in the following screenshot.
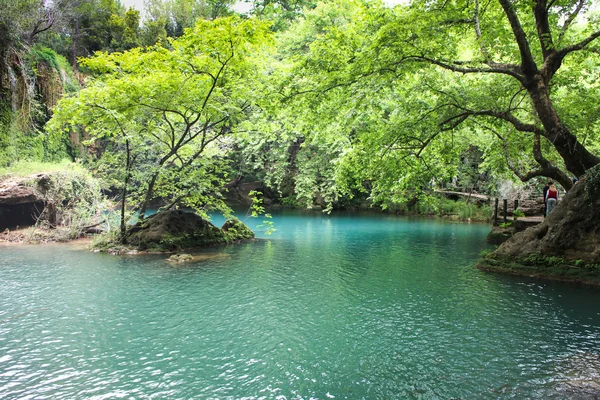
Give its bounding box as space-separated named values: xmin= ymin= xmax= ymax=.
xmin=486 ymin=225 xmax=514 ymax=245
xmin=223 ymin=179 xmax=279 ymax=206
xmin=168 ymin=253 xmax=194 ymax=263
xmin=126 ymin=210 xmax=255 ymax=251
xmin=489 ymin=176 xmax=600 ymax=262
xmin=0 ymin=177 xmax=41 ymax=204
xmin=486 ymin=219 xmax=543 ymax=245
xmin=0 ymin=174 xmax=47 ymax=229
xmin=478 ymin=167 xmax=600 ymax=285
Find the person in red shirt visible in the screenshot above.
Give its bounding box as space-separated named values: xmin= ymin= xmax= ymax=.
xmin=545 ymin=182 xmax=559 ymax=216
xmin=542 ymin=181 xmax=550 ymax=215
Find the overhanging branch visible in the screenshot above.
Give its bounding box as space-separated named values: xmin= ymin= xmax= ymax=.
xmin=498 ymin=0 xmax=539 ymax=75
xmin=401 ymin=55 xmax=524 ymax=81
xmin=557 ymin=29 xmax=600 ymax=58
xmin=440 ymin=107 xmax=538 ymax=134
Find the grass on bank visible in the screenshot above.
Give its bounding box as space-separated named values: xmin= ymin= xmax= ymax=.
xmin=0 ymin=160 xmax=107 ymax=243
xmin=386 ymin=195 xmax=493 ymax=222
xmin=0 ymin=159 xmax=83 ymax=180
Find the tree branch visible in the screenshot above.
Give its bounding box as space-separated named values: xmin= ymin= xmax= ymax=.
xmin=498 ymin=0 xmax=539 ymax=75
xmin=402 ymin=55 xmax=524 ymax=81
xmin=440 ymin=107 xmax=539 ymax=134
xmin=557 ymin=0 xmax=585 ymax=44
xmin=533 ymin=0 xmax=555 ymax=59
xmin=28 ymin=7 xmax=55 ymax=44
xmin=473 ymin=0 xmax=491 ymax=61
xmin=542 ymin=28 xmax=600 ymax=80
xmin=557 ymin=29 xmax=600 ymax=58
xmin=483 ymin=123 xmax=573 ymax=188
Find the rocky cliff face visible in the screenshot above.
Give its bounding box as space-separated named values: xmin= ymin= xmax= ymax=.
xmin=1 ymin=44 xmax=79 ymax=167
xmin=0 ymin=175 xmax=46 ymax=229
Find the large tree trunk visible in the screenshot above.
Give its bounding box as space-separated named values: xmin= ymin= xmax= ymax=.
xmin=120 ymin=139 xmax=132 ymax=243
xmin=526 ymin=75 xmax=600 ymax=177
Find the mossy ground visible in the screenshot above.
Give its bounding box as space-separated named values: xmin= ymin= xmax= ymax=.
xmin=476 ymin=253 xmax=600 ymax=286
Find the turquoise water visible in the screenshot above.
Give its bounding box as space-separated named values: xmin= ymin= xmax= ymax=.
xmin=1 ymin=211 xmax=600 ymax=399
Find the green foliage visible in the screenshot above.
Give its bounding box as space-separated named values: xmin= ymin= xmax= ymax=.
xmin=512 ymin=208 xmax=525 ymax=220
xmin=108 ymin=8 xmax=141 ymax=51
xmin=247 ymin=0 xmax=317 ymax=31
xmin=4 ymin=0 xmax=598 ymax=221
xmin=29 ymin=167 xmax=106 ymax=239
xmin=49 ymin=17 xmax=273 ymax=229
xmin=0 ymin=159 xmax=78 ymax=179
xmin=158 ymin=230 xmax=224 ymax=251
xmin=498 ymin=222 xmax=512 ymax=228
xmin=249 ymin=0 xmax=600 ymax=211
xmin=390 ymin=194 xmax=491 ymax=221
xmin=0 ymin=42 xmax=78 ymax=168
xmin=479 ymin=249 xmax=492 ymax=257
xmin=29 ymin=45 xmax=79 ymax=94
xmin=91 ymin=225 xmax=122 ymax=250
xmin=523 ymin=254 xmax=565 ymax=267
xmin=280 ymin=195 xmax=300 ymax=207
xmin=248 ymin=190 xmax=266 ymax=217
xmin=247 ymin=190 xmax=276 ymax=234
xmin=0 ymin=0 xmax=49 ymax=42
xmin=30 ymin=45 xmax=61 ymax=71
xmin=144 ymin=0 xmax=236 ymax=39
xmin=222 ymin=218 xmax=256 ymax=241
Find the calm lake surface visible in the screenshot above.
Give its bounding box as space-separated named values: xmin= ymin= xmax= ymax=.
xmin=1 ymin=211 xmax=600 ymax=399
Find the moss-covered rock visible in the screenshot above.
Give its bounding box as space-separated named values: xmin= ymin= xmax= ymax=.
xmin=486 ymin=220 xmax=538 ymax=245
xmin=486 ymin=225 xmax=513 ymax=245
xmin=168 ymin=253 xmax=194 ymax=263
xmin=222 ymin=218 xmax=255 ymax=242
xmin=126 ymin=210 xmax=254 ymax=251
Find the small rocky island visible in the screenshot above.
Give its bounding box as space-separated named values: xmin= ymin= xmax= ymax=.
xmin=107 ymin=209 xmax=255 ymax=254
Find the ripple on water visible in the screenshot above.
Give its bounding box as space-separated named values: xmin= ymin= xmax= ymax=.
xmin=1 ymin=215 xmax=600 ymax=399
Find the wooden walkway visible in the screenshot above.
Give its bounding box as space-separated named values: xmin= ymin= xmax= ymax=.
xmin=435 ymin=189 xmax=547 ymax=225
xmin=435 ymin=190 xmax=491 ymax=201
xmin=516 ymin=216 xmax=544 ymax=223
xmin=494 ymin=215 xmax=544 ymax=227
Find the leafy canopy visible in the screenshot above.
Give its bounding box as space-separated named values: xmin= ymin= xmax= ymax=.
xmin=253 ymin=0 xmax=600 ymax=208
xmin=48 ymin=16 xmax=273 ymax=227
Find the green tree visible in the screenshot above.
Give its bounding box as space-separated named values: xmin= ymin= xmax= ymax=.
xmin=266 ymin=0 xmax=600 ymax=207
xmin=38 ymin=0 xmax=142 ymax=70
xmin=48 ymin=17 xmax=272 ymax=240
xmin=244 ymin=0 xmax=317 ymax=31
xmin=144 ymin=0 xmax=236 ymax=39
xmin=0 ymin=0 xmax=57 ymax=44
xmin=139 ymin=18 xmax=168 ymax=47
xmin=108 ymin=8 xmax=141 ymax=51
